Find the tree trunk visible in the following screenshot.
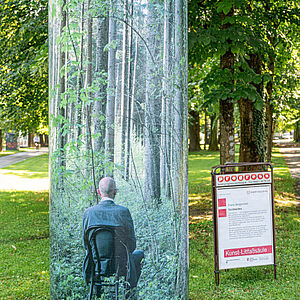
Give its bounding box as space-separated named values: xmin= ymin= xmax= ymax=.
xmin=130 ymin=37 xmax=138 ymax=140
xmin=120 ymin=0 xmax=128 ymax=169
xmin=209 ymin=114 xmax=218 ymax=151
xmin=125 ymin=0 xmax=134 ymax=181
xmin=173 ymin=0 xmax=188 ymax=297
xmin=219 ymin=9 xmax=235 ymax=165
xmin=85 ymin=0 xmax=93 ymax=153
xmin=75 ymin=2 xmax=84 ymax=142
xmin=93 ymin=15 xmax=108 ymax=153
xmin=265 ymin=56 xmax=274 ymax=162
xmin=105 ymin=2 xmax=116 ymax=176
xmin=204 ymin=112 xmax=208 ymax=150
xmin=294 ymin=120 xmax=300 ymax=143
xmin=145 ymin=1 xmax=161 ymax=202
xmin=188 ymin=109 xmax=200 ymax=152
xmin=239 ymin=53 xmax=265 ymax=165
xmin=57 ymin=0 xmax=67 ymax=169
xmin=161 ymin=0 xmax=172 ymax=196
xmin=114 ymin=62 xmax=122 ymax=123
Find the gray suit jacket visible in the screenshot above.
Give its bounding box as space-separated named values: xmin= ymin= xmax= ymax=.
xmin=82 ymin=199 xmax=137 ymax=285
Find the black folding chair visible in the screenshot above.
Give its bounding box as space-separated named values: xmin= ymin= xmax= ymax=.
xmin=86 ymin=226 xmax=128 ymax=300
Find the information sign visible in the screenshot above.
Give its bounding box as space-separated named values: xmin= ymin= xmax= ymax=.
xmin=211 ymin=163 xmax=277 ymax=285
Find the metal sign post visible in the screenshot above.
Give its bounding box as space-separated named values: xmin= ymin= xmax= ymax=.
xmin=211 ymin=162 xmax=277 ymax=285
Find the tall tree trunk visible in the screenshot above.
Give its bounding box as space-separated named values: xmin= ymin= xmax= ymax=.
xmin=105 ymin=2 xmax=116 ymax=176
xmin=75 ymin=2 xmax=84 ymax=142
xmin=145 ymin=1 xmax=161 ymax=202
xmin=93 ymin=15 xmax=108 ymax=153
xmin=209 ymin=114 xmax=218 ymax=151
xmin=57 ymin=0 xmax=67 ymax=170
xmin=85 ymin=0 xmax=93 ymax=152
xmin=265 ymin=55 xmax=275 ymax=162
xmin=239 ymin=53 xmax=265 ymax=164
xmin=125 ymin=0 xmax=134 ymax=181
xmin=188 ymin=109 xmax=200 ymax=152
xmin=115 ymin=62 xmax=122 ymax=123
xmin=161 ymin=0 xmax=172 ymax=196
xmin=120 ymin=0 xmax=128 ymax=169
xmin=219 ymin=8 xmax=235 ymax=165
xmin=173 ymin=0 xmax=188 ymax=297
xmin=130 ymin=37 xmax=138 ymax=140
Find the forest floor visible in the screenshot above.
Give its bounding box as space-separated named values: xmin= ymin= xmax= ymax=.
xmin=189 ymin=147 xmax=299 ymax=299
xmin=0 ymin=154 xmax=49 ymax=299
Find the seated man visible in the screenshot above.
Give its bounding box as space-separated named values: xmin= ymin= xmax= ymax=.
xmin=82 ymin=177 xmax=144 ymax=298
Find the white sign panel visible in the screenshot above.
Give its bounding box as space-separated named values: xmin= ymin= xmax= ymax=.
xmin=216 ymin=173 xmax=274 ymax=270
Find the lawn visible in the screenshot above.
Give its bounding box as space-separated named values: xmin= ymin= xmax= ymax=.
xmin=0 ymin=150 xmax=20 ymax=157
xmin=0 ymin=155 xmax=49 ymax=299
xmin=189 ymin=148 xmax=299 ymax=299
xmin=2 ymin=153 xmax=49 ymax=179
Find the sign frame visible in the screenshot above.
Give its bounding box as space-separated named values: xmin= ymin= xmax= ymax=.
xmin=211 ymin=162 xmax=277 ymax=285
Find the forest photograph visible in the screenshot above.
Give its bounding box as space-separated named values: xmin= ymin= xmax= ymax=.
xmin=49 ymin=0 xmax=188 ymax=299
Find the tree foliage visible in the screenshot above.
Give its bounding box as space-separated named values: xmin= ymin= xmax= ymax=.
xmin=0 ymin=0 xmax=48 ymax=133
xmin=188 ymin=0 xmax=300 ymax=160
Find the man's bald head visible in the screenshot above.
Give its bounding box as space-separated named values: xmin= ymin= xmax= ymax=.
xmin=99 ymin=177 xmax=117 ymax=198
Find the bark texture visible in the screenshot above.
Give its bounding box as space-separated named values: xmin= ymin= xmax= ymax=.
xmin=105 ymin=3 xmax=116 ymax=176
xmin=144 ymin=1 xmax=161 ymax=202
xmin=239 ymin=53 xmax=265 ymax=165
xmin=93 ymin=15 xmax=108 ymax=153
xmin=265 ymin=56 xmax=274 ymax=162
xmin=209 ymin=114 xmax=218 ymax=151
xmin=219 ymin=9 xmax=235 ymax=164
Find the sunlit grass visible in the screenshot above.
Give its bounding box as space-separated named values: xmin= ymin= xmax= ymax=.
xmin=2 ymin=153 xmax=48 ymax=179
xmin=0 ymin=150 xmax=19 ymax=157
xmin=189 ymin=148 xmax=300 ymax=299
xmin=0 ymin=155 xmax=49 ymax=299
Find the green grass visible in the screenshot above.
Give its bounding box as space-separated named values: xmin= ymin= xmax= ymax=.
xmin=2 ymin=154 xmax=49 ymax=179
xmin=189 ymin=148 xmax=300 ymax=299
xmin=0 ymin=155 xmax=49 ymax=299
xmin=0 ymin=150 xmax=20 ymax=157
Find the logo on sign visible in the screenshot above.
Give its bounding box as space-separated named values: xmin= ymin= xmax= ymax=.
xmin=238 ymin=175 xmax=243 ymax=181
xmin=258 ymin=174 xmax=263 ymax=179
xmin=264 ymin=173 xmax=270 ymax=179
xmin=218 ymin=198 xmax=226 ymax=207
xmin=218 ymin=176 xmax=223 ymax=182
xmin=245 ymin=174 xmax=250 ymax=180
xmin=225 ymin=176 xmax=230 ymax=182
xmin=231 ymin=175 xmax=237 ymax=181
xmin=251 ymin=174 xmax=257 ymax=180
xmin=219 ymin=209 xmax=227 ymax=218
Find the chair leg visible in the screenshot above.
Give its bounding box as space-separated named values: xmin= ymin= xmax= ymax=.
xmin=89 ymin=280 xmax=94 ymax=300
xmin=115 ymin=275 xmax=119 ymax=300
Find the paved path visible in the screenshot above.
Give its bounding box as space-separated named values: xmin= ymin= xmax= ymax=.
xmin=278 ymin=143 xmax=300 ymax=213
xmin=0 ymin=148 xmax=48 ymax=169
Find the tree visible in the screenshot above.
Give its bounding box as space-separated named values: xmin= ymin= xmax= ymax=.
xmin=0 ymin=0 xmax=48 ymax=134
xmin=188 ymin=0 xmax=300 ymax=163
